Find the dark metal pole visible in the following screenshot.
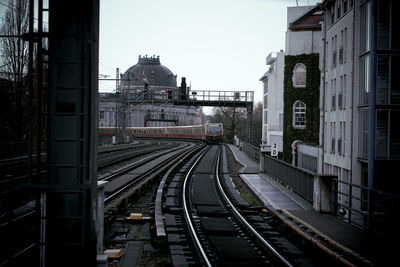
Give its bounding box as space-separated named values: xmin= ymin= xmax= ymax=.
xmin=45 ymin=0 xmax=99 ymax=265
xmin=367 ymin=0 xmax=377 ymax=230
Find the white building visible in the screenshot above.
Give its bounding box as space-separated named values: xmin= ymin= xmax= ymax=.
xmin=320 ymin=0 xmax=354 ymax=210
xmin=285 ymin=5 xmax=323 ymax=171
xmin=260 ymin=51 xmax=285 ymax=155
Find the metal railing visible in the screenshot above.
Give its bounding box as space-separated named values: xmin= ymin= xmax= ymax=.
xmin=174 ymin=90 xmax=254 ymax=106
xmin=332 ymin=179 xmax=400 ymax=235
xmin=242 ymin=141 xmax=260 ymax=163
xmin=263 ymin=155 xmax=314 ymax=204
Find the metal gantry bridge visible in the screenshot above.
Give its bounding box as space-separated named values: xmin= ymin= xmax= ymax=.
xmin=112 ymin=87 xmax=254 ymax=143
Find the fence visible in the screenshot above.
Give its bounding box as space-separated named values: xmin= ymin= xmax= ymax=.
xmin=243 ymin=138 xmax=399 ymax=235
xmin=333 ymin=179 xmax=400 ymax=235
xmin=241 ymin=141 xmax=260 ymax=163
xmin=263 ymin=154 xmax=314 ymax=204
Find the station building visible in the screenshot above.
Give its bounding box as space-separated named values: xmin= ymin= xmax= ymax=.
xmin=98 ymin=55 xmax=203 ymax=128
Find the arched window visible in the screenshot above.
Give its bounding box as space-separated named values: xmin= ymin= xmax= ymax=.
xmin=293 ymin=101 xmax=306 ymax=128
xmin=292 ymin=63 xmax=306 ymax=88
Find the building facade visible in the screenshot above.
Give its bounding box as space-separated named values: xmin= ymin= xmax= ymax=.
xmin=282 ymin=5 xmax=323 ymax=168
xmin=260 ymin=51 xmax=285 ymax=156
xmin=320 ymin=0 xmax=400 ymax=230
xmin=321 ymin=0 xmax=355 ymax=211
xmin=98 ymin=56 xmax=203 ymax=131
xmin=352 ymin=0 xmax=400 ymax=194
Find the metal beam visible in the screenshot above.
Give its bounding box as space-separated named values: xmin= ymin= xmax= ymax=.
xmin=45 ymin=0 xmax=99 ymax=265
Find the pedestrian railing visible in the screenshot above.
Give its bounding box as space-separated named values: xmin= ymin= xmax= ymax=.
xmin=242 ymin=141 xmax=260 ymax=163
xmin=263 ymin=154 xmax=314 ymax=204
xmin=332 ymin=179 xmax=400 ymax=235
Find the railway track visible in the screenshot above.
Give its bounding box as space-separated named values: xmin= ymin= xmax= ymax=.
xmin=98 ymin=140 xmax=174 ymax=169
xmin=155 ymin=145 xmax=334 ymax=266
xmin=102 ymin=141 xmax=204 ymax=216
xmin=0 ymin=140 xmax=197 ymax=265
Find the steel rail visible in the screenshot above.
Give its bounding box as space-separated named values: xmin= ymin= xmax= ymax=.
xmin=182 ymin=146 xmax=212 ymax=267
xmin=155 ymin=143 xmax=206 ymax=237
xmin=103 ymin=143 xmax=196 ymax=205
xmin=98 ymin=142 xmax=190 ymax=181
xmin=214 ymin=150 xmax=294 ymax=267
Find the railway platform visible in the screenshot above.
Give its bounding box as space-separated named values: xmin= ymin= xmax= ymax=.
xmin=226 ymin=144 xmax=394 ymax=266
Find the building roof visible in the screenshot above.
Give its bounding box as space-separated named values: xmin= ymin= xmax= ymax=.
xmin=120 ymin=55 xmax=177 ymax=88
xmin=288 ymin=4 xmax=324 ymax=31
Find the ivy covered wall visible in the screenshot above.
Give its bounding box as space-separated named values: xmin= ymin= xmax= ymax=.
xmin=283 ymin=53 xmax=320 ymax=163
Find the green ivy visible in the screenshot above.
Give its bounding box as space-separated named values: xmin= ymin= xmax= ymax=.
xmin=283 ymin=54 xmax=320 ymax=163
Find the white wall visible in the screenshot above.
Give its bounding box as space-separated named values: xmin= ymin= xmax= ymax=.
xmin=323 ymin=6 xmax=354 ymax=173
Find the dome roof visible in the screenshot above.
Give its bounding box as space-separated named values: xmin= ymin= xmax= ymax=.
xmin=120 ymin=55 xmax=177 ymax=88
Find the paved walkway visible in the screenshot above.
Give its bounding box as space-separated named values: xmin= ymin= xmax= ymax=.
xmin=227 ymin=144 xmax=259 ymax=173
xmin=226 ymin=144 xmax=393 ymax=266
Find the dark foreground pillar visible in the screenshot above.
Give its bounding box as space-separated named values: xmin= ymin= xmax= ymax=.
xmin=44 ymin=0 xmax=99 ymax=265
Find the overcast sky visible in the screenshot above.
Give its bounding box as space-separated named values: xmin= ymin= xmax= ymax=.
xmin=99 ymin=0 xmax=321 ymax=114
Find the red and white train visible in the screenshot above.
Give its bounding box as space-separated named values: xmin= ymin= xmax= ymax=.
xmin=99 ymin=123 xmax=223 ymax=142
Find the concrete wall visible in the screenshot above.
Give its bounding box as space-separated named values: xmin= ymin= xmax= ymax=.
xmin=286 ymin=30 xmax=322 ymax=56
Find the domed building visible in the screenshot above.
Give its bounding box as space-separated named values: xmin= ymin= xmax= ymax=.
xmin=121 ymin=55 xmax=177 ymax=88
xmin=99 ymin=55 xmax=203 ymax=132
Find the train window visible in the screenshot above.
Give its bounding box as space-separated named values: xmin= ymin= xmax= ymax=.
xmin=207 ymin=124 xmax=222 ymax=134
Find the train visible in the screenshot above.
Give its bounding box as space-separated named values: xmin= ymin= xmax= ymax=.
xmin=99 ymin=123 xmax=224 ymax=142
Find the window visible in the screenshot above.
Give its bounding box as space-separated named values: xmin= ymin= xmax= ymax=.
xmin=344 ymin=0 xmax=348 ymax=13
xmin=391 ymin=111 xmax=400 ymax=157
xmin=360 ymin=1 xmax=371 ymax=54
xmin=377 ymin=55 xmax=389 ymax=104
xmin=332 ymin=35 xmax=337 ymax=68
xmin=292 ymin=63 xmax=306 ymax=88
xmin=338 ymin=76 xmax=343 ymax=109
xmin=331 ymin=122 xmax=336 ymax=154
xmin=293 ymin=101 xmax=306 ymax=128
xmin=343 ymin=74 xmax=347 ymax=108
xmin=99 ymin=111 xmax=104 ymax=119
xmin=343 ymin=122 xmax=346 ymax=156
xmin=359 ymin=109 xmax=369 ymax=159
xmin=376 ymin=110 xmax=388 ymax=159
xmin=360 ymin=55 xmax=370 ymax=105
xmin=324 ymin=122 xmax=328 ymax=153
xmin=344 ymin=28 xmax=347 ymax=63
xmin=332 ymin=78 xmax=336 ymax=111
xmin=264 ymin=110 xmax=268 ymax=124
xmin=338 ymin=122 xmax=343 ymax=155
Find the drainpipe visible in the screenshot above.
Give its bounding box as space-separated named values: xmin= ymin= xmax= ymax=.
xmin=349 ymin=4 xmax=356 ymax=223
xmin=320 ymin=15 xmax=327 ymax=175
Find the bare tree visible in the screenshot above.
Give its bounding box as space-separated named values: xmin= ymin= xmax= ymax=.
xmin=210 ymin=102 xmax=262 ymax=146
xmin=251 ymin=102 xmax=263 ymax=146
xmin=210 ymin=106 xmax=247 ymax=143
xmin=0 ymin=0 xmax=29 ymax=141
